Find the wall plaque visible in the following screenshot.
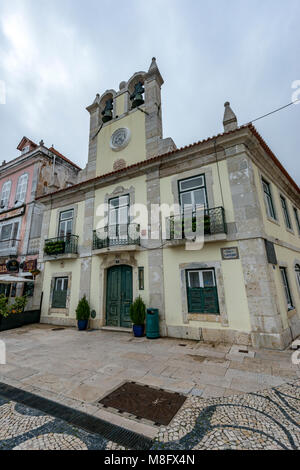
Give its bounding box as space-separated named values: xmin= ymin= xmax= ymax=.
xmin=221 ymin=247 xmax=239 ymax=260
xmin=0 ymin=205 xmax=25 ymax=222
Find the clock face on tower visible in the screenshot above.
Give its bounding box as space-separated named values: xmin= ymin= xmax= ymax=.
xmin=110 ymin=128 xmax=131 ymax=151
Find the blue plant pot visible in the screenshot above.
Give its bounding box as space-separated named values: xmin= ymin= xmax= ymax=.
xmin=77 ymin=320 xmax=88 ymax=331
xmin=133 ymin=324 xmax=144 ymax=337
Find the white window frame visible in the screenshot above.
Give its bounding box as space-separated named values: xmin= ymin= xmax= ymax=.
xmin=15 ymin=173 xmax=28 ymax=204
xmin=1 ymin=181 xmax=11 ymax=209
xmin=179 ymin=175 xmax=208 ymax=213
xmin=58 ymin=210 xmax=74 ymax=237
xmin=0 ymin=219 xmax=20 ymax=249
xmin=280 ymin=195 xmax=292 ymax=230
xmin=187 ymin=269 xmax=216 ymax=288
xmin=295 ymin=264 xmax=300 ymax=290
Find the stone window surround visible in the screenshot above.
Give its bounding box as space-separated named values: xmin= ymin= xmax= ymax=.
xmin=278 ymin=192 xmax=295 ymax=235
xmin=294 ymin=258 xmax=300 ymax=296
xmin=278 ymin=261 xmax=295 ymax=312
xmin=179 ymin=261 xmax=228 ymax=326
xmin=48 ymin=271 xmax=72 ymax=316
xmin=259 ymin=173 xmax=279 ymax=225
xmin=98 ymin=254 xmax=139 ymax=326
xmin=103 ymin=185 xmax=136 ymax=225
xmin=54 ymin=204 xmax=79 ymax=238
xmin=171 ymin=167 xmax=215 ymax=210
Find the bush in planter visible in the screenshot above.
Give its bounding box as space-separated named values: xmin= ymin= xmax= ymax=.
xmin=0 ymin=294 xmax=28 ymax=318
xmin=76 ymin=295 xmax=90 ymax=330
xmin=130 ymin=297 xmax=146 ymax=337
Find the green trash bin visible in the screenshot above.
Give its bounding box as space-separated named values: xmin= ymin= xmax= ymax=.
xmin=146 ymin=308 xmax=160 ymax=339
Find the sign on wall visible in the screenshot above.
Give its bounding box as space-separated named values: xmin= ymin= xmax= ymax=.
xmin=0 ymin=205 xmax=25 ymax=222
xmin=0 ymin=264 xmax=8 ymax=274
xmin=22 ymin=259 xmax=37 ymax=272
xmin=221 ymin=247 xmax=239 ymax=260
xmin=6 ymin=259 xmax=20 ymax=273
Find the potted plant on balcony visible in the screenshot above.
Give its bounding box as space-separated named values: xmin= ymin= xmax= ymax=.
xmin=76 ymin=295 xmax=90 ymax=331
xmin=130 ymin=296 xmax=146 ymax=337
xmin=44 ymin=239 xmax=65 ymax=256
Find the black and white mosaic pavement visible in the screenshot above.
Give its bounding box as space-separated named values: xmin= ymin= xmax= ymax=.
xmin=0 ymin=380 xmax=299 ymax=450
xmin=0 ymin=395 xmax=109 ymax=450
xmin=151 ymin=379 xmax=300 ymax=450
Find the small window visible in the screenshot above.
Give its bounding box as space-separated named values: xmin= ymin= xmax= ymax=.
xmin=23 ymin=281 xmax=34 ymax=297
xmin=15 ymin=174 xmax=28 ymax=204
xmin=52 ymin=277 xmax=68 ymax=308
xmin=280 ymin=196 xmax=292 ymax=230
xmin=1 ymin=181 xmax=11 ymax=208
xmin=280 ymin=267 xmax=293 ymax=310
xmin=262 ymin=179 xmax=276 ymax=220
xmin=293 ymin=208 xmax=300 ymax=235
xmin=295 ymin=264 xmax=300 ymax=290
xmin=58 ymin=210 xmax=74 ymax=237
xmin=10 ymin=283 xmax=17 ymax=298
xmin=138 ymin=267 xmax=144 ymax=290
xmin=179 ymin=175 xmax=207 ymax=214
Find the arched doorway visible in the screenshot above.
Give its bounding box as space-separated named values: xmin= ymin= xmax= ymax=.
xmin=106 ymin=265 xmax=133 ymax=327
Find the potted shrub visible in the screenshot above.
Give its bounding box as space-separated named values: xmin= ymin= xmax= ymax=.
xmin=130 ymin=296 xmax=146 ymax=337
xmin=0 ymin=294 xmax=28 ymax=329
xmin=76 ymin=295 xmax=90 ymax=330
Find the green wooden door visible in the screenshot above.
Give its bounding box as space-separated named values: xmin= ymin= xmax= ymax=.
xmin=106 ymin=265 xmax=132 ymax=327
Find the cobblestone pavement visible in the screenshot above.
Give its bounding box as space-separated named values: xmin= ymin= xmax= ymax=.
xmin=0 ymin=394 xmax=126 ymax=450
xmin=0 ymin=395 xmax=113 ymax=450
xmin=0 ymin=380 xmax=299 ymax=450
xmin=152 ymin=380 xmax=300 ymax=450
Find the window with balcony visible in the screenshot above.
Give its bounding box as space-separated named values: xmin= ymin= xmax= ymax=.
xmin=0 ymin=181 xmax=11 ymax=209
xmin=280 ymin=196 xmax=292 ymax=230
xmin=179 ymin=175 xmax=207 ymax=213
xmin=15 ymin=173 xmax=28 ymax=204
xmin=186 ymin=269 xmax=219 ymax=314
xmin=280 ymin=267 xmax=293 ymax=310
xmin=58 ymin=210 xmax=74 ymax=237
xmin=52 ymin=277 xmax=68 ymax=308
xmin=262 ymin=179 xmax=276 ymax=220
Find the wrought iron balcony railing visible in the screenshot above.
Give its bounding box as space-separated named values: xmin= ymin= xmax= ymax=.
xmin=44 ymin=235 xmax=79 ymax=256
xmin=166 ymin=207 xmax=227 ymax=240
xmin=93 ymin=224 xmax=140 ymax=250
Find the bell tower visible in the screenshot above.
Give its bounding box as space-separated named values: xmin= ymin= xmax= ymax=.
xmin=84 ymin=58 xmax=176 ymax=179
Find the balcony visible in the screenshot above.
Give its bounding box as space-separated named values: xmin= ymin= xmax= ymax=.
xmin=93 ymin=224 xmax=140 ymax=254
xmin=0 ymin=239 xmax=20 ymax=257
xmin=43 ymin=235 xmax=79 ymax=260
xmin=166 ymin=207 xmax=227 ymax=243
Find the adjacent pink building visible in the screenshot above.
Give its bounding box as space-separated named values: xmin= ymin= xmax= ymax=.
xmin=0 ymin=137 xmax=80 ymax=310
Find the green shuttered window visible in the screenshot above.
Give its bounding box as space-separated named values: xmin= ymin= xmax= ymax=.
xmin=52 ymin=277 xmax=68 ymax=308
xmin=186 ymin=269 xmax=220 ymax=314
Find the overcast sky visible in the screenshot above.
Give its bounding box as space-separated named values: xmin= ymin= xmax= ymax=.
xmin=0 ymin=0 xmax=299 ymax=184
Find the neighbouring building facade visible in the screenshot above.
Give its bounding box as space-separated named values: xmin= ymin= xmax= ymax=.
xmin=38 ymin=59 xmax=300 ymax=349
xmin=0 ymin=137 xmax=80 ymax=310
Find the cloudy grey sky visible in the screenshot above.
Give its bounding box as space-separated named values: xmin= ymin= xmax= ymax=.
xmin=0 ymin=0 xmax=299 ymax=183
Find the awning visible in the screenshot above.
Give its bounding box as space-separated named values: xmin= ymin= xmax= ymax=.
xmin=0 ymin=275 xmax=35 ymax=284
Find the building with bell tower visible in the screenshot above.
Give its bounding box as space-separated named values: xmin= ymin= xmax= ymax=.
xmin=38 ymin=59 xmax=300 ymax=351
xmin=82 ymin=58 xmax=176 ymax=180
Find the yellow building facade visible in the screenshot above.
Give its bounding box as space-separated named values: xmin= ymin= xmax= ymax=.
xmin=37 ymin=59 xmax=300 ymax=350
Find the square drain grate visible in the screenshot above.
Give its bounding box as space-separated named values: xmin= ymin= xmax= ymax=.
xmin=99 ymin=382 xmax=186 ymax=426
